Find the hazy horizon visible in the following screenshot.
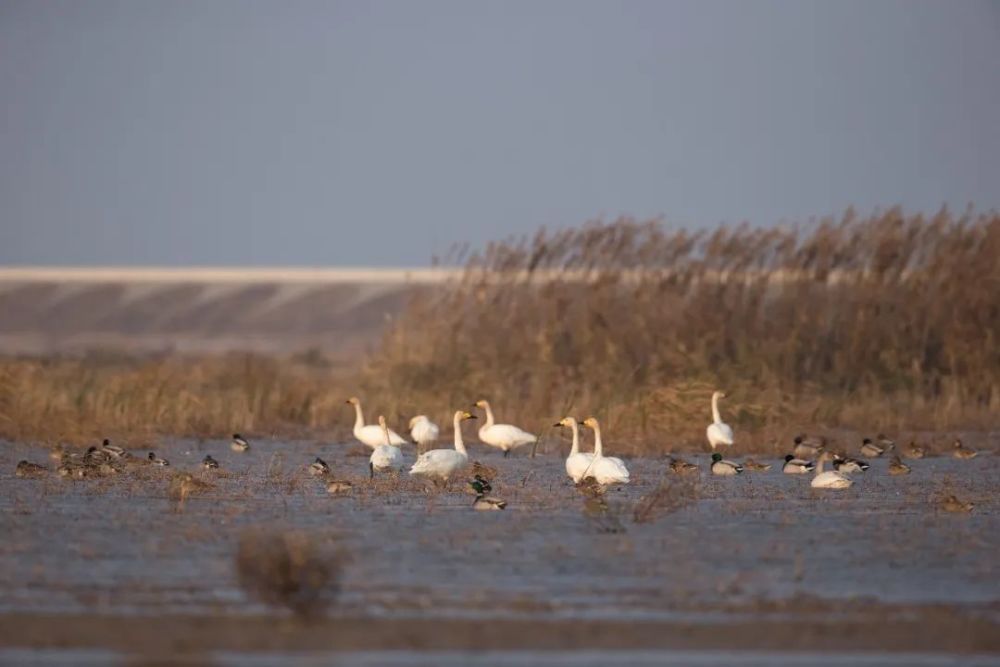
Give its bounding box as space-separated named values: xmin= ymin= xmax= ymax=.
xmin=2 ymin=1 xmax=998 ymax=267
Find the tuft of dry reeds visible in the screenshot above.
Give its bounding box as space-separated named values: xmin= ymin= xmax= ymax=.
xmin=362 ymin=208 xmax=1000 ymax=452
xmin=235 ymin=527 xmax=346 ymax=619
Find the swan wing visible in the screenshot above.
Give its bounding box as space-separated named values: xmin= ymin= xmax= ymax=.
xmin=357 ymin=424 xmax=407 ymax=448
xmin=593 ymin=457 xmax=630 ymax=484
xmin=479 ymin=424 xmax=537 ymax=449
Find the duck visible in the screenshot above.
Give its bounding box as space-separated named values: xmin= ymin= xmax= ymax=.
xmin=742 ymin=458 xmax=772 ymax=472
xmin=202 ymin=455 xmax=220 ymax=470
xmin=409 ymin=410 xmax=476 ymax=484
xmin=467 ymin=474 xmax=492 ymax=495
xmin=474 ymin=400 xmax=537 ymax=457
xmin=57 ymin=462 xmax=88 ymax=479
xmin=370 ymin=415 xmax=406 ymax=478
xmin=887 ymin=455 xmax=911 ymax=476
xmin=581 ymin=417 xmax=630 ymax=485
xmin=83 ymin=446 xmax=112 ymax=466
xmin=100 ymin=438 xmax=127 ymax=459
xmin=811 ymin=457 xmax=853 ymax=489
xmin=169 ymin=472 xmax=213 ymax=503
xmin=706 ymin=390 xmax=734 ymax=450
xmin=326 ymin=480 xmax=354 ymax=495
xmin=473 ymin=494 xmax=508 ymax=511
xmin=309 ymin=457 xmax=330 ymax=476
xmin=231 ymin=434 xmax=250 ymax=452
xmin=471 ymin=460 xmax=498 ymax=482
xmin=710 ymin=453 xmax=743 ymax=476
xmin=15 ymin=460 xmax=48 ymax=478
xmin=903 ymin=441 xmax=926 ymax=459
xmin=668 ymin=456 xmax=699 ymax=474
xmin=345 ymin=397 xmax=407 ymax=448
xmin=940 ymin=494 xmax=974 ymax=513
xmin=408 ymin=415 xmax=440 ymax=451
xmin=793 ymin=435 xmax=825 ymax=460
xmin=860 ymin=438 xmax=890 ymax=458
xmin=832 ymin=455 xmax=869 ymax=473
xmin=148 ymin=452 xmax=170 ymax=467
xmin=782 ymin=454 xmax=816 ymax=474
xmin=952 ymin=439 xmax=977 ymax=459
xmin=556 ymin=416 xmax=595 ymax=483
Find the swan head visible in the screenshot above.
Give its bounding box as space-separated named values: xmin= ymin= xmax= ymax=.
xmin=713 ymin=391 xmax=726 ymax=400
xmin=345 ymin=397 xmax=360 ymax=406
xmin=474 ymin=399 xmax=490 ymax=409
xmin=554 ymin=416 xmax=578 ymax=428
xmin=454 ymin=410 xmax=476 ymax=422
xmin=711 ymin=453 xmax=722 ymax=462
xmin=582 ymin=417 xmax=600 ymax=430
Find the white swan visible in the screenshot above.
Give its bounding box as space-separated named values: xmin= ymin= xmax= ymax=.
xmin=408 ymin=415 xmax=439 ymax=450
xmin=370 ymin=415 xmax=405 ymax=478
xmin=555 ymin=416 xmax=594 ymax=483
xmin=346 ymin=397 xmax=406 ymax=448
xmin=474 ymin=400 xmax=537 ymax=457
xmin=581 ymin=417 xmax=630 ymax=485
xmin=811 ymin=457 xmax=853 ymax=489
xmin=409 ymin=411 xmax=476 ymax=483
xmin=706 ymin=391 xmax=734 ymax=450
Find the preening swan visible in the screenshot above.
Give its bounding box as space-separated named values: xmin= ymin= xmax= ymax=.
xmin=710 ymin=453 xmax=743 ymax=476
xmin=409 ymin=411 xmax=476 ymax=483
xmin=811 ymin=457 xmax=853 ymax=489
xmin=408 ymin=415 xmax=439 ymax=451
xmin=706 ymin=391 xmax=734 ymax=450
xmin=555 ymin=416 xmax=594 ymax=483
xmin=474 ymin=400 xmax=537 ymax=457
xmin=370 ymin=415 xmax=405 ymax=478
xmin=345 ymin=397 xmax=406 ymax=448
xmin=581 ymin=417 xmax=630 ymax=485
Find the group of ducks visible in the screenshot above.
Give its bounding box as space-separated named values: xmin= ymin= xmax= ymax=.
xmin=13 ymin=391 xmax=983 ymax=512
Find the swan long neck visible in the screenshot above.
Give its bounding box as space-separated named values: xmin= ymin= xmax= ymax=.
xmin=711 ymin=393 xmax=722 ymax=424
xmin=453 ymin=413 xmax=468 ymax=456
xmin=353 ymin=402 xmax=365 ymax=431
xmin=816 ymin=458 xmax=825 ymax=474
xmin=569 ymin=420 xmax=580 ymax=456
xmin=481 ymin=402 xmax=495 ymax=428
xmin=592 ymin=422 xmax=604 ymax=458
xmin=380 ymin=420 xmax=390 ymax=446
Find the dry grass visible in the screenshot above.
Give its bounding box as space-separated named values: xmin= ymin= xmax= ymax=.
xmin=235 ymin=527 xmax=346 ymax=619
xmin=632 ymin=476 xmax=700 ymax=523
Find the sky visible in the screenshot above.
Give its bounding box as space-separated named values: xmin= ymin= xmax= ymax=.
xmin=1 ymin=1 xmax=998 ymax=267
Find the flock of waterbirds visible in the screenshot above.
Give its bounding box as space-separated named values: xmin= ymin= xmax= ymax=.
xmin=13 ymin=392 xmax=981 ymax=513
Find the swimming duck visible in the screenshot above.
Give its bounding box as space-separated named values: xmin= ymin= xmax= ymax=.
xmin=148 ymin=452 xmax=170 ymax=467
xmin=467 ymin=474 xmax=493 ymax=495
xmin=202 ymin=455 xmax=220 ymax=470
xmin=793 ymin=435 xmax=825 ymax=460
xmin=782 ymin=455 xmax=816 ymax=474
xmin=309 ymin=457 xmax=330 ymax=476
xmin=231 ymin=434 xmax=250 ymax=452
xmin=903 ymin=441 xmax=926 ymax=459
xmin=860 ymin=438 xmax=890 ymax=458
xmin=15 ymin=460 xmax=48 ymax=478
xmin=474 ymin=399 xmax=537 ymax=458
xmin=473 ymin=494 xmax=508 ymax=511
xmin=742 ymin=458 xmax=772 ymax=472
xmin=810 ymin=457 xmax=853 ymax=489
xmin=710 ymin=453 xmax=743 ymax=476
xmin=84 ymin=446 xmax=112 ymax=466
xmin=57 ymin=462 xmax=88 ymax=479
xmin=887 ymin=455 xmax=911 ymax=476
xmin=326 ymin=480 xmax=354 ymax=495
xmin=952 ymin=439 xmax=977 ymax=459
xmin=668 ymin=456 xmax=699 ymax=474
xmin=100 ymin=439 xmax=127 ymax=458
xmin=940 ymin=494 xmax=974 ymax=513
xmin=832 ymin=455 xmax=869 ymax=473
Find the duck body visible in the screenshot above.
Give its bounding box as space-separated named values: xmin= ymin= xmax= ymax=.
xmin=940 ymin=494 xmax=974 ymax=513
xmin=15 ymin=460 xmax=48 ymax=478
xmin=706 ymin=391 xmax=734 ymax=450
xmin=903 ymin=441 xmax=926 ymax=459
xmin=832 ymin=456 xmax=869 ymax=473
xmin=782 ymin=455 xmax=816 ymax=474
xmin=410 ymin=411 xmax=475 ymax=483
xmin=952 ymin=439 xmax=977 ymax=459
xmin=202 ymin=455 xmax=219 ymax=470
xmin=710 ymin=453 xmax=743 ymax=476
xmin=793 ymin=435 xmax=825 ymax=460
xmin=326 ymin=480 xmax=354 ymax=495
xmin=309 ymin=457 xmax=330 ymax=476
xmin=346 ymin=397 xmax=407 ymax=448
xmin=148 ymin=452 xmax=170 ymax=467
xmin=473 ymin=495 xmax=507 ymax=510
xmin=669 ymin=456 xmax=699 ymax=474
xmin=887 ymin=456 xmax=911 ymax=475
xmin=100 ymin=439 xmax=127 ymax=459
xmin=231 ymin=434 xmax=250 ymax=452
xmin=475 ymin=400 xmax=536 ymax=457
xmin=743 ymin=458 xmax=772 ymax=472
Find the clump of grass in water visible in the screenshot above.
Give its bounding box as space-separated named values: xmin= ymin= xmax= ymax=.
xmin=235 ymin=528 xmax=346 ymax=619
xmin=632 ymin=476 xmax=700 ymax=524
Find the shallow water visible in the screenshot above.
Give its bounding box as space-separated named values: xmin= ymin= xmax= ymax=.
xmin=0 ymin=436 xmax=997 ymax=622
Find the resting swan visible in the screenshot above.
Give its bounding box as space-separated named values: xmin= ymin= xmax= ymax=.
xmin=346 ymin=397 xmax=406 ymax=448
xmin=555 ymin=416 xmax=594 ymax=483
xmin=408 ymin=415 xmax=439 ymax=451
xmin=409 ymin=411 xmax=476 ymax=483
xmin=706 ymin=391 xmax=734 ymax=450
xmin=474 ymin=400 xmax=536 ymax=457
xmin=811 ymin=457 xmax=853 ymax=489
xmin=370 ymin=415 xmax=405 ymax=478
xmin=581 ymin=417 xmax=630 ymax=485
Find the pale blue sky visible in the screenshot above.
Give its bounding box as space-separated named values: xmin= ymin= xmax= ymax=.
xmin=1 ymin=0 xmax=998 ymax=266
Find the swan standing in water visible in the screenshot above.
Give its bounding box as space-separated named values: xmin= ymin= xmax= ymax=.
xmin=555 ymin=417 xmax=595 ymax=483
xmin=706 ymin=391 xmax=734 ymax=450
xmin=409 ymin=411 xmax=476 ymax=484
xmin=345 ymin=397 xmax=406 ymax=448
xmin=474 ymin=400 xmax=537 ymax=457
xmin=811 ymin=457 xmax=853 ymax=489
xmin=408 ymin=415 xmax=439 ymax=452
xmin=370 ymin=415 xmax=405 ymax=478
xmin=580 ymin=418 xmax=630 ymax=486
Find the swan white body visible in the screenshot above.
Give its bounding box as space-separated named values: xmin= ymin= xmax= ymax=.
xmin=409 ymin=411 xmax=475 ymax=482
xmin=811 ymin=458 xmax=853 ymax=489
xmin=408 ymin=415 xmax=440 ymax=449
xmin=475 ymin=400 xmax=537 ymax=457
xmin=346 ymin=397 xmax=407 ymax=448
xmin=582 ymin=418 xmax=630 ymax=485
xmin=556 ymin=417 xmax=595 ymax=483
xmin=371 ymin=416 xmax=405 ymax=475
xmin=706 ymin=391 xmax=734 ymax=450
